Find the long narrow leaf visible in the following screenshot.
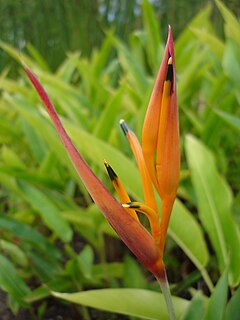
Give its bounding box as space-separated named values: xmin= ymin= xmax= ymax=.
xmin=51 ymin=288 xmax=189 ymax=320
xmin=185 ymin=135 xmax=240 ymax=286
xmin=204 ymin=271 xmax=228 ymax=320
xmin=17 ymin=180 xmax=73 ymax=242
xmin=0 ymin=254 xmax=30 ymax=306
xmin=214 ymin=110 xmax=240 ymax=132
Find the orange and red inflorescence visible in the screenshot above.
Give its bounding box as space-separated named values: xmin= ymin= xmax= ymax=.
xmin=24 ymin=26 xmax=179 ymax=279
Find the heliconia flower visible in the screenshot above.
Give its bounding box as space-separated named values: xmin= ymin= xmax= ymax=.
xmin=23 ymin=25 xmax=179 ymax=319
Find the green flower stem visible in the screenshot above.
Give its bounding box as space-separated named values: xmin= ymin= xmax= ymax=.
xmin=155 ymin=265 xmax=176 ymax=320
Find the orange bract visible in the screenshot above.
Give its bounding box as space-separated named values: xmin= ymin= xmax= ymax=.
xmin=106 ymin=26 xmax=180 ymax=257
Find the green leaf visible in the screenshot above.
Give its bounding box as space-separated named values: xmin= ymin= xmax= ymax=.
xmin=17 ymin=180 xmax=72 ymax=242
xmin=93 ymin=86 xmax=125 ymax=140
xmin=1 ymin=146 xmax=26 ymax=169
xmin=169 ymin=199 xmax=210 ymax=287
xmin=0 ymin=254 xmax=30 ymax=306
xmin=204 ymin=271 xmax=228 ymax=320
xmin=0 ymin=239 xmax=28 ymax=267
xmin=142 ymin=0 xmax=161 ymax=70
xmin=26 ymin=43 xmax=50 ymax=71
xmin=214 ymin=110 xmax=240 ymax=132
xmin=77 ymin=245 xmax=94 ymax=279
xmin=114 ymin=38 xmax=148 ymax=95
xmin=51 ymin=288 xmax=189 ymax=320
xmin=225 ymin=287 xmax=240 ymax=320
xmin=222 ymin=40 xmax=240 ymax=85
xmin=123 ymin=255 xmax=147 ymax=289
xmin=185 ymin=135 xmax=240 ymax=286
xmin=28 ymin=251 xmax=62 ymax=282
xmin=93 ymin=33 xmax=113 ymax=78
xmin=56 ymin=52 xmax=80 ymax=82
xmin=176 ymin=5 xmax=212 ymax=66
xmin=178 ymin=48 xmax=209 ymax=105
xmin=0 ymin=165 xmax=63 ymax=190
xmin=21 ymin=118 xmax=46 ymax=163
xmin=215 ymin=0 xmax=240 ymax=45
xmin=25 ymin=276 xmax=71 ymax=303
xmin=0 ymin=216 xmax=61 ymax=260
xmin=182 ymin=293 xmax=207 ymax=320
xmin=5 ymin=94 xmax=76 ymax=178
xmin=191 ymin=27 xmax=224 ymax=59
xmin=93 ymin=263 xmax=123 ymax=280
xmin=0 ymin=40 xmax=36 ymax=68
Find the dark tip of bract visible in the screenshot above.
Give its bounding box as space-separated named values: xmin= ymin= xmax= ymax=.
xmin=104 ymin=160 xmax=118 ymax=181
xmin=119 ymin=119 xmax=129 ymax=136
xmin=125 ymin=202 xmax=140 ymax=209
xmin=166 ymin=56 xmax=173 ymax=81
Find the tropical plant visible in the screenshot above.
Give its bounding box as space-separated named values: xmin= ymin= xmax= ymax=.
xmin=0 ymin=0 xmax=239 ymax=319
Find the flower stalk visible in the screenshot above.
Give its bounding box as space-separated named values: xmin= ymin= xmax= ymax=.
xmin=157 ymin=268 xmax=176 ymax=320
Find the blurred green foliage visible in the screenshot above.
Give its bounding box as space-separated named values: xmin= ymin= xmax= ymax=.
xmin=0 ymin=0 xmax=240 ymax=319
xmin=1 ymin=0 xmax=240 ymax=73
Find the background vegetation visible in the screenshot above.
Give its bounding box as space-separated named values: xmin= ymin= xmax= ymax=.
xmin=0 ymin=0 xmax=240 ymax=319
xmin=1 ymin=0 xmax=240 ymax=72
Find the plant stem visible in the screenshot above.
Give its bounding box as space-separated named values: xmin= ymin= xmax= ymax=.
xmin=201 ymin=268 xmax=214 ymax=293
xmin=81 ymin=306 xmax=91 ymax=320
xmin=155 ymin=265 xmax=176 ymax=320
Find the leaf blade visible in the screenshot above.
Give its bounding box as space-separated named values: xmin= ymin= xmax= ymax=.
xmin=17 ymin=180 xmax=73 ymax=242
xmin=51 ymin=288 xmax=189 ymax=320
xmin=0 ymin=254 xmax=30 ymax=306
xmin=185 ymin=135 xmax=240 ymax=286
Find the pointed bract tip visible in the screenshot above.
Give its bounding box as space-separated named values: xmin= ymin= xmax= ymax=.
xmin=122 ymin=202 xmax=140 ymax=209
xmin=167 ymin=25 xmax=174 ymax=48
xmin=168 ymin=25 xmax=172 ymax=36
xmin=120 ymin=119 xmax=129 ymax=136
xmin=104 ymin=161 xmax=118 ymax=181
xmin=165 ymin=26 xmax=174 ymax=67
